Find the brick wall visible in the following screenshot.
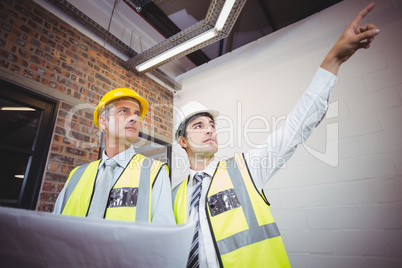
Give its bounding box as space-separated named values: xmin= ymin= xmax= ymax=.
xmin=0 ymin=0 xmax=173 ymax=212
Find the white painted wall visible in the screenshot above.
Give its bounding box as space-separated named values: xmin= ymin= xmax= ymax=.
xmin=172 ymin=0 xmax=402 ymax=267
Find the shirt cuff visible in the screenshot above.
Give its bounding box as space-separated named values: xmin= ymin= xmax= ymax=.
xmin=309 ymin=67 xmax=338 ymax=98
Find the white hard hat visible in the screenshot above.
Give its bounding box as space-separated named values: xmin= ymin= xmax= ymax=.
xmin=173 ymin=101 xmax=219 ymax=140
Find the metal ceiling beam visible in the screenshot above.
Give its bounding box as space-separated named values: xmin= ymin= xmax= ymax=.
xmin=134 ymin=1 xmax=211 ymax=66
xmin=45 ymin=0 xmax=181 ymax=91
xmin=125 ymin=0 xmax=248 ymax=72
xmin=47 ymin=0 xmax=138 ymax=58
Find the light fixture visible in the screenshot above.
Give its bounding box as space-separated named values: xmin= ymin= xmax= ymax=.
xmin=136 ymin=29 xmax=218 ymax=72
xmin=14 ymin=175 xmax=25 ymax=179
xmin=134 ymin=0 xmax=241 ymax=72
xmin=0 ymin=107 xmax=36 ymax=111
xmin=215 ymin=0 xmax=236 ymax=31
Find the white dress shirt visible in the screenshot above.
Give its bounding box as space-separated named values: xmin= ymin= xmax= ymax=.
xmin=186 ymin=67 xmax=338 ymax=267
xmin=54 ymin=146 xmax=175 ymax=225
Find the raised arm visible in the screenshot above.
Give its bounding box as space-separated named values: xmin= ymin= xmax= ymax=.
xmin=321 ymin=2 xmax=379 ymax=75
xmin=246 ymin=2 xmax=379 ymax=191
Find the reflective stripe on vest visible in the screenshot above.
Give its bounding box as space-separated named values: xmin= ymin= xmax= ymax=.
xmin=62 ymin=162 xmax=92 ymax=210
xmin=216 ymin=155 xmax=280 ymax=253
xmin=61 ymin=160 xmax=100 ymax=216
xmin=172 ymin=153 xmax=290 ymax=268
xmin=61 ymin=154 xmax=166 ymax=222
xmin=136 ymin=157 xmax=152 ymax=221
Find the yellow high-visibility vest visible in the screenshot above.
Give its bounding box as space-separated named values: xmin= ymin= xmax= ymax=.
xmin=172 ymin=153 xmax=291 ymax=267
xmin=61 ymin=154 xmax=167 ymax=222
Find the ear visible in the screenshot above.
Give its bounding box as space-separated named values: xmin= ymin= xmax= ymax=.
xmin=98 ymin=115 xmax=108 ymax=132
xmin=178 ymin=136 xmax=188 ymax=149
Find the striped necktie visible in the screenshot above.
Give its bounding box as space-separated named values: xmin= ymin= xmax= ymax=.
xmin=187 ymin=173 xmax=204 ymax=268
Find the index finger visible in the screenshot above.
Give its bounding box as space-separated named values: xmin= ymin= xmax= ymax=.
xmin=352 ymin=2 xmax=376 ymax=26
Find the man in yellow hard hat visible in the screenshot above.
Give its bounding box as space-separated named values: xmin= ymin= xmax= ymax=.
xmin=172 ymin=3 xmax=379 ymax=268
xmin=54 ymin=88 xmax=175 ymax=224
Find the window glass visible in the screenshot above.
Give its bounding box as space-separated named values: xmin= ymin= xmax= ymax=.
xmin=133 ymin=137 xmax=168 ymax=163
xmin=0 ymin=149 xmax=30 ymax=203
xmin=0 ymin=98 xmax=41 ymax=150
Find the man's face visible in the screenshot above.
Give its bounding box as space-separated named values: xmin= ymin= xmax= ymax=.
xmin=179 ymin=115 xmax=218 ymax=156
xmin=100 ymin=98 xmax=141 ymax=144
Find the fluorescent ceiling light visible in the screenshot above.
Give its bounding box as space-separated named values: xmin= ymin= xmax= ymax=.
xmin=135 ymin=0 xmax=239 ymax=72
xmin=1 ymin=107 xmax=36 ymax=111
xmin=14 ymin=175 xmax=24 ymax=179
xmin=215 ymin=0 xmax=236 ymax=31
xmin=136 ymin=29 xmax=218 ymax=72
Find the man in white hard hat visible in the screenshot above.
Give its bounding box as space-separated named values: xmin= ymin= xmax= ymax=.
xmin=54 ymin=88 xmax=175 ymax=224
xmin=172 ymin=3 xmax=379 ymax=268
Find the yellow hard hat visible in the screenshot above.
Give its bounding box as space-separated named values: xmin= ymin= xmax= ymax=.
xmin=93 ymin=88 xmax=148 ymax=128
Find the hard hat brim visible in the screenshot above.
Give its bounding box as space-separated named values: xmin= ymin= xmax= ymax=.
xmin=174 ymin=109 xmax=219 ymax=140
xmin=93 ymin=88 xmax=148 ymax=128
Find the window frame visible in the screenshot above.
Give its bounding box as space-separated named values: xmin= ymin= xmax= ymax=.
xmin=0 ymin=79 xmax=58 ymax=209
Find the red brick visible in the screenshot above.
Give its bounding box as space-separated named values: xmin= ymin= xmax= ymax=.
xmin=42 ymin=182 xmax=55 ymax=192
xmin=48 ymin=162 xmax=58 ymax=172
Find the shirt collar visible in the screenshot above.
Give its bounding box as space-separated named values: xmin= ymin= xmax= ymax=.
xmin=100 ymin=146 xmax=136 ymax=169
xmin=189 ymin=157 xmax=220 ymax=186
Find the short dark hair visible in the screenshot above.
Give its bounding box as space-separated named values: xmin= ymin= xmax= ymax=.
xmin=176 ymin=112 xmax=214 ymax=140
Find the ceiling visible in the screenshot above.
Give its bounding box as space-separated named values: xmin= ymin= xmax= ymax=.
xmin=150 ymin=0 xmax=342 ymax=65
xmin=38 ymin=0 xmax=342 ymax=91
